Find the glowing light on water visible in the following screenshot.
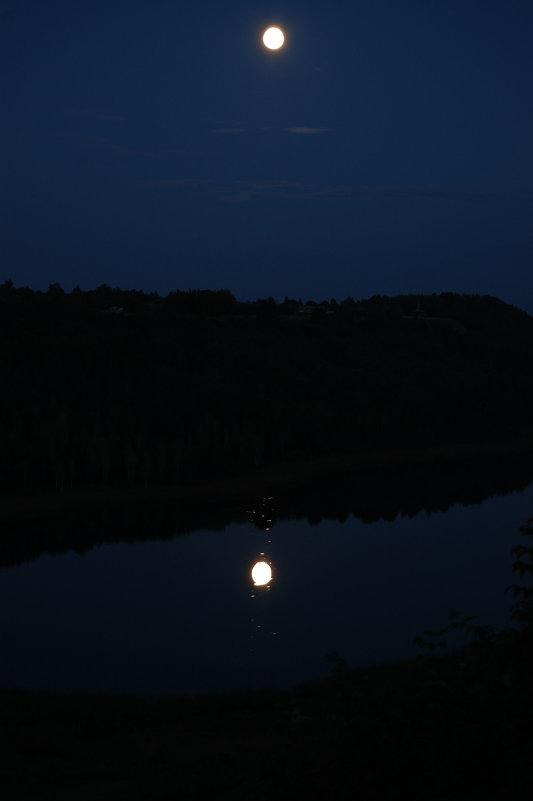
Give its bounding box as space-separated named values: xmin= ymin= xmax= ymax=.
xmin=251 ymin=561 xmax=272 ymax=586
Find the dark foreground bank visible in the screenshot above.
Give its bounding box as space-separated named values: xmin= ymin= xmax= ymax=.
xmin=1 ymin=625 xmax=532 ymax=801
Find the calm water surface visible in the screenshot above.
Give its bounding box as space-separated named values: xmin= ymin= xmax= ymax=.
xmin=1 ymin=483 xmax=532 ymax=695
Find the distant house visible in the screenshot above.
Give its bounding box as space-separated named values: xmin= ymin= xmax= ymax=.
xmin=297 ymin=302 xmax=336 ymax=316
xmin=402 ymin=305 xmax=467 ymax=334
xmin=102 ymin=306 xmax=125 ymax=315
xmin=426 ymin=317 xmax=467 ymax=334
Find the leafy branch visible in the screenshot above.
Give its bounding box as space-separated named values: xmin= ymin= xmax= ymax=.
xmin=413 ymin=609 xmax=497 ymax=653
xmin=505 ymin=517 xmax=533 ymax=626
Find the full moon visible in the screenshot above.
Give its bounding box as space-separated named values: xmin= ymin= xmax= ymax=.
xmin=263 ymin=26 xmax=285 ymax=50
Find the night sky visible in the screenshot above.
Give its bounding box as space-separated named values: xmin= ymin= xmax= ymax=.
xmin=2 ymin=0 xmax=532 ymax=310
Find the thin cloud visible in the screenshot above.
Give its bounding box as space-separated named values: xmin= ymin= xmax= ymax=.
xmin=96 ymin=114 xmax=126 ymax=122
xmin=235 ymin=179 xmax=306 ymax=191
xmin=146 ymin=178 xmax=211 ymax=189
xmin=218 ymin=179 xmax=308 ymax=203
xmin=73 ymin=134 xmax=154 ymax=159
xmin=68 ymin=110 xmax=126 ymax=122
xmin=286 ymin=127 xmax=330 ymax=135
xmin=145 ymin=177 xmax=530 ymax=205
xmin=217 ymin=190 xmax=252 ymax=204
xmin=213 ymin=128 xmax=245 ymax=134
xmin=108 ymin=143 xmax=153 ymax=158
xmin=211 ymin=125 xmax=331 ymax=135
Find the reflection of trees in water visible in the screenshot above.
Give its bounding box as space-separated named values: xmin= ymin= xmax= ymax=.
xmin=248 ymin=497 xmax=275 ymax=589
xmin=293 ymin=455 xmax=533 ymax=527
xmin=507 ymin=517 xmax=533 ymax=628
xmin=0 ymin=453 xmax=532 ymax=567
xmin=246 ymin=497 xmax=277 ymax=532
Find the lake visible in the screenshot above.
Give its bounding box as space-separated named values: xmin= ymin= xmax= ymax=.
xmin=1 ymin=462 xmax=532 ymax=696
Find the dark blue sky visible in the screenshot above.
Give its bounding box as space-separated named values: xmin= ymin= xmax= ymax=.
xmin=2 ymin=0 xmax=532 ymax=309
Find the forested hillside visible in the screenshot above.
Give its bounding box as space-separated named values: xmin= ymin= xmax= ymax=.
xmin=1 ymin=281 xmax=533 ymax=494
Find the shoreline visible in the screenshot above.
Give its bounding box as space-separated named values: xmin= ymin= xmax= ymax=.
xmin=2 ymin=431 xmax=533 ymax=523
xmin=1 ymin=624 xmax=532 ymax=800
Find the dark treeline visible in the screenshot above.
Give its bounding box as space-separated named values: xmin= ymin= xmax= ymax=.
xmin=2 ymin=431 xmax=533 ymax=568
xmin=2 ymin=280 xmax=533 ymax=494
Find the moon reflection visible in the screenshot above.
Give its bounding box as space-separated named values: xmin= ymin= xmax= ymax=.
xmin=251 ymin=561 xmax=272 ymax=586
